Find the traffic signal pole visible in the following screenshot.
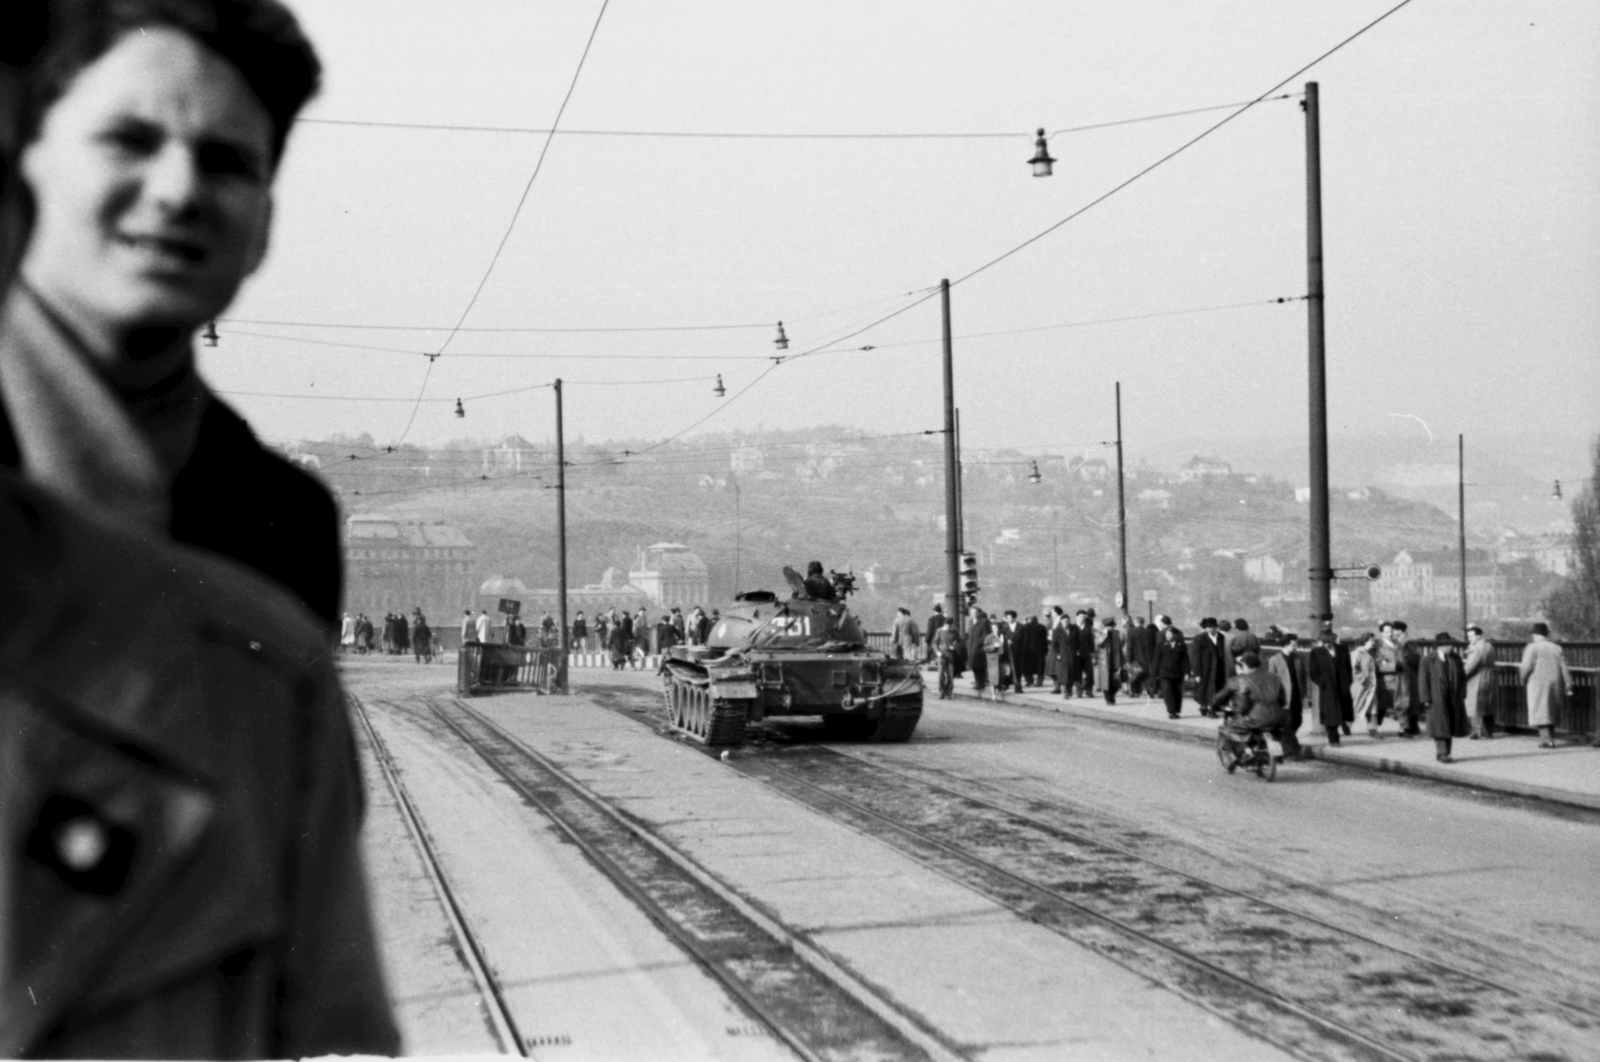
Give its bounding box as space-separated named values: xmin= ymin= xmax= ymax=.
xmin=941 ymin=279 xmax=962 ymax=637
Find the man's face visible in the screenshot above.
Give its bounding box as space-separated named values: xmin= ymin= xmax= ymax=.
xmin=20 ymin=27 xmax=275 ymax=340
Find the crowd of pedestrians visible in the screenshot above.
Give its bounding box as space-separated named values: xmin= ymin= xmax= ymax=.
xmin=907 ymin=603 xmax=1592 ymax=762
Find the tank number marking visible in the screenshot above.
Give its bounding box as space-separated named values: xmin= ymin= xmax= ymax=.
xmin=713 ymin=682 xmax=758 ymax=699
xmin=770 ymin=615 xmax=811 ymax=636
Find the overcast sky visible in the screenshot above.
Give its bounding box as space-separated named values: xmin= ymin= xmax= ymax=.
xmin=204 ymin=0 xmax=1599 ymax=467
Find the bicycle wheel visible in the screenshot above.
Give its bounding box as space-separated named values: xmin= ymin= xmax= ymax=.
xmin=1254 ymin=747 xmax=1277 ymax=782
xmin=1215 ymin=732 xmax=1237 ymax=773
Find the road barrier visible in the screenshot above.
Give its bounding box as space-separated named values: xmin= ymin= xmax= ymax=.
xmin=456 ymin=643 xmax=563 ymax=696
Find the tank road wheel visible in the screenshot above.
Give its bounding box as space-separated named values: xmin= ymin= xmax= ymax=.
xmin=869 ymin=697 xmax=923 ymax=743
xmin=705 ymin=698 xmax=749 ymax=747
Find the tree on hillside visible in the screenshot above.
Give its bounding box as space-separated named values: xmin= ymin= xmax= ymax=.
xmin=1541 ymin=436 xmax=1600 ymax=639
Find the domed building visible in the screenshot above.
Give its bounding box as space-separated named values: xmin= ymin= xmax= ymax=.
xmin=629 ymin=543 xmax=709 ymax=608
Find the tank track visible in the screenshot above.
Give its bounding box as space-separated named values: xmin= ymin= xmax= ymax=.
xmin=869 ymin=697 xmax=922 ymax=742
xmin=661 ymin=672 xmax=748 ymax=747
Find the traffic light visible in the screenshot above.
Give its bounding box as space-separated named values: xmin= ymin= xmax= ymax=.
xmin=958 ymin=551 xmax=979 ymax=606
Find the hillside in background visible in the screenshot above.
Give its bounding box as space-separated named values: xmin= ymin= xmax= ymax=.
xmin=301 ymin=425 xmax=1575 ymax=634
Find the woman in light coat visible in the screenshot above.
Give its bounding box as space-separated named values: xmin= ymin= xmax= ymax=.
xmin=1519 ymin=623 xmax=1573 ymax=747
xmin=1351 ymin=633 xmax=1379 ymax=735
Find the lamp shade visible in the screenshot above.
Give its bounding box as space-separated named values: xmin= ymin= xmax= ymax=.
xmin=1028 ymin=128 xmax=1055 ymax=177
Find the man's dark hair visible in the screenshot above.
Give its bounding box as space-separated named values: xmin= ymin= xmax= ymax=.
xmin=1239 ymin=651 xmax=1261 ymax=669
xmin=26 ymin=0 xmax=320 ymax=163
xmin=1531 ymin=621 xmax=1550 ymax=637
xmin=1392 ymin=620 xmax=1408 ymax=633
xmin=1234 ymin=618 xmax=1249 ymax=631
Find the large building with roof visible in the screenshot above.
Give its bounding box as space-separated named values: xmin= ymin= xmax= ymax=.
xmin=629 ymin=543 xmax=710 ymax=608
xmin=343 ymin=514 xmax=477 ymax=620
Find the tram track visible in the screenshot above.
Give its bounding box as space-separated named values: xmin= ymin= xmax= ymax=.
xmin=354 ymin=691 xmax=958 ymax=1062
xmin=350 ymin=696 xmax=527 ymax=1056
xmin=713 ymin=740 xmax=1594 ymax=1062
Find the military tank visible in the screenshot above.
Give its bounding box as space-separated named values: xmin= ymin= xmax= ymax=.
xmin=659 ymin=568 xmax=924 ymax=746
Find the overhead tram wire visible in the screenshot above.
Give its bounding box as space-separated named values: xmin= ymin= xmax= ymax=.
xmin=218 ymin=329 xmax=772 ymax=360
xmin=394 ymin=0 xmax=612 ymax=442
xmin=297 ymin=95 xmax=1298 ymax=140
xmin=948 ymin=0 xmax=1420 ymax=290
xmin=217 ymin=286 xmax=934 ymax=339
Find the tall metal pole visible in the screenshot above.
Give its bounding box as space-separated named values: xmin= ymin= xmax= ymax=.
xmin=734 ymin=480 xmax=742 ymax=594
xmin=955 ymin=409 xmax=966 ymax=556
xmin=1115 ymin=382 xmax=1130 ymax=624
xmin=1304 ymin=81 xmax=1333 ymax=628
xmin=1458 ymin=434 xmax=1469 ymax=637
xmin=941 ymin=279 xmax=962 ymax=636
xmin=554 ymin=379 xmax=569 ymax=692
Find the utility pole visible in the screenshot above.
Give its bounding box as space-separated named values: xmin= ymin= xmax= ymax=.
xmin=1115 ymin=382 xmax=1130 ymax=624
xmin=1304 ymin=81 xmax=1333 ymax=630
xmin=554 ymin=379 xmax=569 ymax=693
xmin=941 ymin=279 xmax=962 ymax=636
xmin=955 ymin=409 xmax=966 ymax=557
xmin=733 ymin=479 xmax=742 ymax=594
xmin=1458 ymin=434 xmax=1468 ymax=637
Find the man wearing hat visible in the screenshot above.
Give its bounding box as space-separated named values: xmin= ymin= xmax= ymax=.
xmin=1418 ymin=633 xmax=1470 ymax=763
xmin=1191 ymin=617 xmax=1233 ymax=717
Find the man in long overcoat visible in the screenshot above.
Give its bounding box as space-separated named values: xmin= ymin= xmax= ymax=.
xmin=1074 ymin=611 xmax=1097 ymax=696
xmin=1307 ymin=630 xmax=1351 ymax=745
xmin=966 ymin=608 xmax=992 ymax=691
xmin=1418 ymin=633 xmax=1470 ymax=762
xmin=1519 ymin=622 xmax=1572 ymax=747
xmin=1191 ymin=618 xmax=1233 ymax=716
xmin=1025 ymin=615 xmax=1050 ymax=686
xmin=1052 ymin=613 xmax=1078 ymax=697
xmin=1094 ymin=617 xmax=1124 ymax=704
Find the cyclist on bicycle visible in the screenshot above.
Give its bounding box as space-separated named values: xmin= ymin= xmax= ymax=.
xmin=1209 ymin=651 xmax=1288 ymax=765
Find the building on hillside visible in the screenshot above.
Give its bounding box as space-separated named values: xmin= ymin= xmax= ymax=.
xmin=1076 ymin=457 xmax=1110 ymax=482
xmin=1243 ymin=553 xmax=1288 ymax=585
xmin=1496 ymin=532 xmax=1575 ymax=577
xmin=1138 ymin=488 xmax=1172 ymax=509
xmin=731 ymin=447 xmax=765 ymax=474
xmin=1369 ymin=549 xmax=1509 ymax=617
xmin=629 ymin=543 xmax=710 ymax=608
xmin=482 ymin=435 xmax=540 ymax=473
xmin=344 ymin=514 xmax=476 ymax=619
xmin=1177 ymin=456 xmax=1232 ymax=482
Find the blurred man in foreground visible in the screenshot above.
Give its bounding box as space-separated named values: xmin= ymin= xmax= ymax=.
xmin=0 ymin=2 xmax=398 ymax=1056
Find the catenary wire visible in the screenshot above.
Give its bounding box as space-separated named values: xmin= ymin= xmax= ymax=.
xmin=948 ymin=0 xmax=1419 ymax=289
xmin=297 ymin=95 xmax=1297 ymax=140
xmin=395 ymin=0 xmax=612 ymax=442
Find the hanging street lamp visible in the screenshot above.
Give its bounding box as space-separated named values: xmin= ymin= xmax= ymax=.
xmin=1028 ymin=128 xmax=1056 ymax=177
xmin=713 ymin=374 xmax=727 ymax=398
xmin=774 ymin=322 xmax=789 ymax=351
xmin=1028 ymin=460 xmax=1042 ymax=485
xmin=202 ymin=321 xmax=219 ymax=347
xmin=454 ymin=398 xmax=465 ymax=418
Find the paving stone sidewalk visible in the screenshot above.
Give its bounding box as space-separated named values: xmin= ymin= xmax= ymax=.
xmin=942 ymin=672 xmax=1600 ymax=812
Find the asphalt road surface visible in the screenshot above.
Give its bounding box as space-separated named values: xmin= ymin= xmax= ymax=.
xmin=344 ymin=660 xmax=1597 ymax=1061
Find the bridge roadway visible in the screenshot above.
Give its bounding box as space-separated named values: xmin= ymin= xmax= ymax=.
xmin=342 ymin=659 xmax=1598 ymax=1061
